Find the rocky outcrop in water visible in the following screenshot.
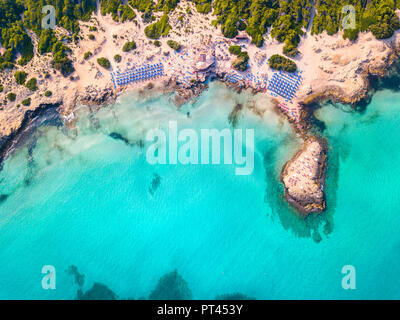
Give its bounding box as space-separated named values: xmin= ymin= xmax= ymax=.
xmin=173 ymin=81 xmax=208 ymax=107
xmin=281 ymin=136 xmax=328 ymax=214
xmin=77 ymin=283 xmax=118 ymax=300
xmin=148 ymin=270 xmax=193 ymax=300
xmin=80 ymin=85 xmax=115 ymax=106
xmin=215 ymin=293 xmax=255 ymax=300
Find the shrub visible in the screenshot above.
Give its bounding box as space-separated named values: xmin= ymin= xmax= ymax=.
xmin=232 ymin=51 xmax=249 ymax=72
xmin=51 ymin=42 xmax=75 ymax=76
xmin=114 ymin=54 xmax=122 ymax=63
xmin=7 ymin=92 xmax=16 ymax=101
xmin=196 ymin=3 xmax=211 ymax=14
xmin=45 ymin=90 xmax=52 ymax=97
xmin=144 ymin=15 xmax=171 ymax=39
xmin=122 ymin=41 xmax=137 ymax=52
xmin=89 ymin=26 xmax=97 ymax=31
xmin=0 ymin=84 xmax=3 ymax=92
xmin=228 ymin=45 xmax=242 ymax=55
xmin=269 ymin=54 xmax=297 ymax=73
xmin=97 ymin=57 xmax=111 ymax=69
xmin=88 ymin=34 xmax=95 ymax=40
xmin=167 ymin=40 xmax=181 ymax=51
xmin=283 ymin=43 xmax=299 ymax=58
xmin=343 ymin=28 xmax=359 ymax=41
xmin=84 ymin=51 xmax=93 ymax=60
xmin=14 ymin=71 xmax=28 ymax=85
xmin=154 ymin=40 xmax=161 ymax=47
xmin=22 ymin=98 xmax=31 ymax=106
xmin=26 ymin=78 xmax=38 ymax=91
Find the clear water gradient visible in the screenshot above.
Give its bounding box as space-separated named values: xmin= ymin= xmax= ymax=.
xmin=0 ymin=83 xmax=399 ymax=299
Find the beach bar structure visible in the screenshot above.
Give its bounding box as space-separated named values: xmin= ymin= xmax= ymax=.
xmin=111 ymin=63 xmax=164 ymax=88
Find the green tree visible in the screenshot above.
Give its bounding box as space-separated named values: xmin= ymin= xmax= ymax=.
xmin=14 ymin=71 xmax=28 ymax=85
xmin=97 ymin=57 xmax=111 ymax=69
xmin=122 ymin=41 xmax=137 ymax=52
xmin=25 ymin=78 xmax=38 ymax=91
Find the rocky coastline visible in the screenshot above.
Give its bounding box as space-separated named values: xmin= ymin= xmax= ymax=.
xmin=0 ymin=43 xmax=399 ymax=215
xmin=280 ymin=136 xmax=328 ymax=215
xmin=300 ymin=39 xmax=400 ymax=107
xmin=0 ymin=102 xmax=61 ymax=171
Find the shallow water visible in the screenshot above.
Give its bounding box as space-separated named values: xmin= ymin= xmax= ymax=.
xmin=0 ymin=83 xmax=399 ymax=299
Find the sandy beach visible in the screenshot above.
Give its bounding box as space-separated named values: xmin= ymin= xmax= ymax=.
xmin=2 ymin=3 xmax=399 ymax=138
xmin=2 ymin=2 xmax=400 ymax=214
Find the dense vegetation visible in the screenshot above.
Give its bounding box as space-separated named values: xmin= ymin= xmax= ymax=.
xmin=195 ymin=0 xmax=400 ymax=56
xmin=312 ymin=0 xmax=400 ymax=41
xmin=228 ymin=45 xmax=249 ymax=71
xmin=14 ymin=71 xmax=28 ymax=85
xmin=268 ymin=54 xmax=297 ymax=73
xmin=130 ymin=0 xmax=180 ymax=14
xmin=211 ymin=0 xmax=312 ymax=52
xmin=0 ymin=0 xmax=97 ymax=73
xmin=25 ymin=77 xmax=38 ymax=91
xmin=114 ymin=54 xmax=122 ymax=62
xmin=97 ymin=57 xmax=111 ymax=69
xmin=100 ymin=0 xmax=136 ymax=22
xmin=228 ymin=45 xmax=242 ymax=55
xmin=0 ymin=0 xmax=399 ymax=79
xmin=7 ymin=92 xmax=16 ymax=101
xmin=190 ymin=0 xmax=212 ymax=14
xmin=144 ymin=14 xmax=171 ymax=39
xmin=21 ymin=97 xmax=31 ymax=106
xmin=122 ymin=41 xmax=137 ymax=52
xmin=84 ymin=51 xmax=93 ymax=60
xmin=167 ymin=39 xmax=181 ymax=51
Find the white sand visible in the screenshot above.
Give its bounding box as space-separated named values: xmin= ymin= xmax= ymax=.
xmin=1 ymin=1 xmax=400 ymax=137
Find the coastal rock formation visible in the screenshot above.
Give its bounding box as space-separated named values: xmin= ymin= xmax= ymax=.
xmin=0 ymin=103 xmax=61 ymax=170
xmin=297 ymin=32 xmax=400 ymax=106
xmin=173 ymin=82 xmax=208 ymax=107
xmin=80 ymin=86 xmax=115 ymax=106
xmin=281 ymin=136 xmax=327 ymax=214
xmin=148 ymin=269 xmax=193 ymax=300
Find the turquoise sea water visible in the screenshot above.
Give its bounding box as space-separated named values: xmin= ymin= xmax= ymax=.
xmin=0 ymin=83 xmax=399 ymax=299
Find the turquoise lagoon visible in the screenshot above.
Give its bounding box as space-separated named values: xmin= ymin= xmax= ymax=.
xmin=0 ymin=82 xmax=399 ymax=299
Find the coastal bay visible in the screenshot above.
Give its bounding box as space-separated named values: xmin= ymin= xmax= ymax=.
xmin=1 ymin=84 xmax=400 ymax=299
xmin=2 ymin=3 xmax=400 ymax=213
xmin=1 ymin=1 xmax=400 ymax=300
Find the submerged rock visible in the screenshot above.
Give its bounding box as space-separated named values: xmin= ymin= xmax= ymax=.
xmin=281 ymin=136 xmax=328 ymax=215
xmin=77 ymin=283 xmax=118 ymax=300
xmin=149 ymin=173 xmax=161 ymax=196
xmin=0 ymin=194 xmax=8 ymax=204
xmin=67 ymin=265 xmax=85 ymax=287
xmin=215 ymin=293 xmax=255 ymax=300
xmin=228 ymin=103 xmax=243 ymax=127
xmin=109 ymin=132 xmax=130 ymax=145
xmin=149 ymin=270 xmax=193 ymax=300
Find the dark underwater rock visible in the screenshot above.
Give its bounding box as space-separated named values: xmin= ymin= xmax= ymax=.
xmin=215 ymin=293 xmax=255 ymax=300
xmin=77 ymin=283 xmax=118 ymax=300
xmin=67 ymin=265 xmax=85 ymax=287
xmin=109 ymin=132 xmax=130 ymax=145
xmin=149 ymin=173 xmax=161 ymax=196
xmin=149 ymin=270 xmax=193 ymax=300
xmin=0 ymin=194 xmax=9 ymax=204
